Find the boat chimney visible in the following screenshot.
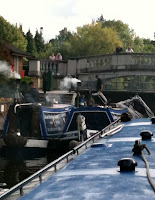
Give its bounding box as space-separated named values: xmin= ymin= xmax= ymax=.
xmin=118 ymin=158 xmax=137 ymax=172
xmin=140 ymin=130 xmax=153 ymax=140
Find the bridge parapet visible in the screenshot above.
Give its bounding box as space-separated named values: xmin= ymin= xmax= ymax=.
xmin=69 ymin=53 xmax=155 ymax=74
xmin=29 ymin=59 xmax=67 ymax=77
xmin=28 ymin=53 xmax=155 ymax=92
xmin=40 ymin=59 xmax=67 ymax=76
xmin=133 ymin=54 xmax=155 ymax=65
xmin=67 ymin=53 xmax=155 ymax=93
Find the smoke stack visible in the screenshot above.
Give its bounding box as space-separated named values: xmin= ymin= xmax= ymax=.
xmin=77 ymin=81 xmax=81 ymax=92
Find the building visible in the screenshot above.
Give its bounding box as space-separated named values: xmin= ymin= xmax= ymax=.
xmin=0 ymin=40 xmax=30 ymax=78
xmin=0 ymin=41 xmax=30 ymax=132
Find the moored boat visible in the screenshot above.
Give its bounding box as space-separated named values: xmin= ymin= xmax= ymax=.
xmin=0 ymin=92 xmax=153 ymax=153
xmin=1 ymin=116 xmax=155 ymax=199
xmin=1 ymin=102 xmax=115 ymax=151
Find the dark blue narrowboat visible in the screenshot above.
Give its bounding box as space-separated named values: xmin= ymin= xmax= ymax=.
xmin=1 ymin=102 xmax=115 ymax=150
xmin=1 ymin=94 xmax=152 ymax=151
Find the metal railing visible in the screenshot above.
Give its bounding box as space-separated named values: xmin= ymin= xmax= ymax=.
xmin=0 ymin=118 xmax=121 ymax=200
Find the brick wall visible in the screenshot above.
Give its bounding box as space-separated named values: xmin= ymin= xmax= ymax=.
xmin=18 ymin=57 xmax=23 ymax=77
xmin=0 ymin=48 xmax=23 ymax=78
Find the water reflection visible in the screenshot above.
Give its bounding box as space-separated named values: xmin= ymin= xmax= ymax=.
xmin=0 ymin=147 xmax=61 ymax=189
xmin=3 ymin=159 xmax=31 ymax=188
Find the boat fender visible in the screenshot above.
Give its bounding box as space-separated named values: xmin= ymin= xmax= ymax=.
xmin=3 ymin=132 xmax=27 ymax=148
xmin=140 ymin=130 xmax=153 ymax=140
xmin=132 ymin=140 xmax=150 ymax=155
xmin=120 ymin=112 xmax=131 ymax=122
xmin=118 ymin=158 xmax=137 ymax=172
xmin=151 ymin=117 xmax=155 ymax=124
xmin=69 ymin=140 xmax=79 ymax=151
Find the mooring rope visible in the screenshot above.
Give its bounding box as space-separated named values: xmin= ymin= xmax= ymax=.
xmin=141 ymin=152 xmax=155 ymax=192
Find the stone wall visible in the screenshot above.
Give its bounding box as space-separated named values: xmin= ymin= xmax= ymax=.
xmin=29 ymin=60 xmax=41 ymax=77
xmin=67 ymin=59 xmax=77 ymax=76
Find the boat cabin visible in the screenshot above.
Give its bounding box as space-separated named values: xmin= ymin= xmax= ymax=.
xmin=2 ymin=103 xmax=115 ymax=149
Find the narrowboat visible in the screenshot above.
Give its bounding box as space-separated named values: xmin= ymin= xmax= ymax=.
xmin=1 ymin=115 xmax=155 ymax=199
xmin=1 ymin=102 xmax=115 ymax=151
xmin=1 ymin=92 xmax=153 ymax=152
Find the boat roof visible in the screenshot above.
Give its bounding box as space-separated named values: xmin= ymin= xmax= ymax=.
xmin=18 ymin=118 xmax=155 ymax=200
xmin=42 ymin=104 xmax=73 ymax=110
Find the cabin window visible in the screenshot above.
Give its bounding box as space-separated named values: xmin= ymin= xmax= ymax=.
xmin=67 ymin=111 xmax=110 ymax=132
xmin=44 ymin=112 xmax=69 ymax=135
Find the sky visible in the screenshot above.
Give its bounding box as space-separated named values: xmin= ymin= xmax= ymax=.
xmin=0 ymin=0 xmax=155 ymax=42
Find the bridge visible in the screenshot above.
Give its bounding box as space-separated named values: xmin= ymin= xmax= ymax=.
xmin=29 ymin=53 xmax=155 ymax=92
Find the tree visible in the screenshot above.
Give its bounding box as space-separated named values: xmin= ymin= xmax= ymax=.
xmin=66 ymin=21 xmax=122 ymax=57
xmin=11 ymin=24 xmax=27 ymax=51
xmin=143 ymin=39 xmax=155 ymax=53
xmin=56 ymin=28 xmax=72 ymax=45
xmin=102 ymin=20 xmax=135 ymax=50
xmin=0 ymin=42 xmax=13 ymax=65
xmin=0 ymin=16 xmax=27 ymax=51
xmin=25 ymin=30 xmax=37 ymax=55
xmin=48 ymin=28 xmax=73 ymax=59
xmin=133 ymin=36 xmax=144 ymax=52
xmin=34 ymin=29 xmax=45 ymax=53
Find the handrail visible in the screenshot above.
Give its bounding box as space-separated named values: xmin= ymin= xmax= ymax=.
xmin=0 ymin=118 xmax=121 ymax=200
xmin=14 ymin=103 xmax=42 ymax=113
xmin=14 ymin=103 xmax=32 ymax=113
xmin=73 ymin=119 xmax=121 ymax=152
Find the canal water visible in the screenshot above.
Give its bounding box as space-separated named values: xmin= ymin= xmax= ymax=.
xmin=0 ymin=92 xmax=74 ymax=192
xmin=0 ymin=147 xmax=62 ymax=191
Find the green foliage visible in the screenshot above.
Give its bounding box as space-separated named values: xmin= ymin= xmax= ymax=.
xmin=11 ymin=25 xmax=27 ymax=51
xmin=143 ymin=39 xmax=155 ymax=53
xmin=2 ymin=14 xmax=155 ymax=60
xmin=0 ymin=16 xmax=27 ymax=51
xmin=103 ymin=20 xmax=134 ymax=50
xmin=20 ymin=76 xmax=31 ymax=84
xmin=56 ymin=28 xmax=72 ymax=46
xmin=133 ymin=37 xmax=144 ymax=52
xmin=63 ymin=22 xmax=122 ymax=57
xmin=48 ymin=28 xmax=73 ymax=59
xmin=34 ymin=29 xmax=45 ymax=53
xmin=25 ymin=30 xmax=37 ymax=55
